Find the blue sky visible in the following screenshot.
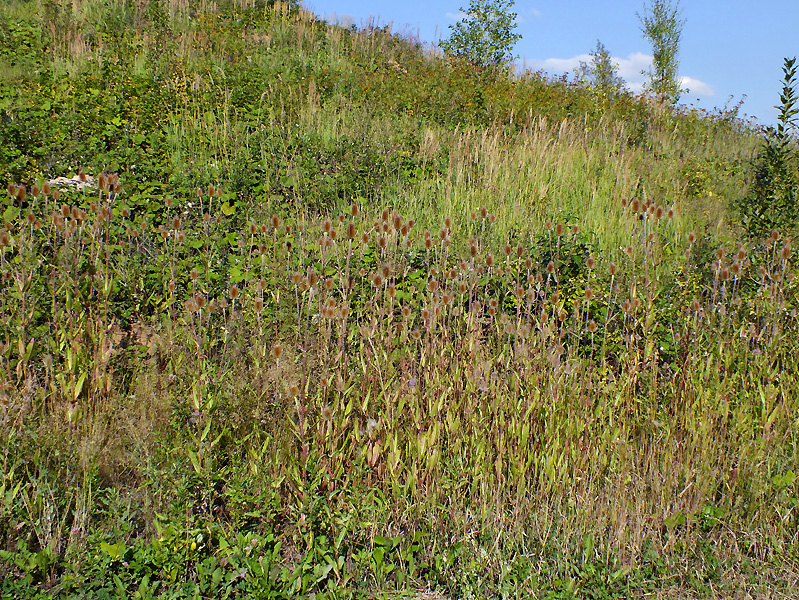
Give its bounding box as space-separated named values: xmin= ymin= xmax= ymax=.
xmin=302 ymin=0 xmax=799 ymax=127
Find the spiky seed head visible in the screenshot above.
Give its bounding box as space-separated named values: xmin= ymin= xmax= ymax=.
xmin=609 ymin=262 xmax=617 ymax=276
xmin=79 ymin=169 xmax=87 ymax=182
xmin=350 ymin=202 xmax=359 ymax=216
xmin=503 ymin=243 xmax=512 ymax=256
xmin=249 ymin=222 xmax=257 ymax=235
xmin=458 ymin=282 xmax=467 ymax=294
xmin=361 ymin=232 xmax=369 ymax=245
xmin=586 ymin=255 xmax=595 ymax=269
xmin=190 ymin=269 xmax=199 ymax=280
xmin=691 ymin=300 xmax=700 ymax=312
xmin=485 ymin=254 xmax=494 ymax=267
xmin=781 ymin=243 xmax=792 ymax=260
xmin=656 ymin=206 xmax=663 ymax=219
xmin=588 ymin=320 xmax=597 ymax=333
xmin=427 ymin=279 xmax=438 ymax=293
xmin=402 ymin=306 xmax=410 ymax=318
xmin=621 ymin=197 xmax=628 ymax=208
xmin=489 ymin=214 xmax=496 ymax=223
xmin=772 ymin=229 xmax=781 ymax=242
xmin=480 ymin=207 xmax=487 ymax=218
xmin=572 ymin=225 xmax=579 ymax=235
xmin=551 ymin=292 xmax=560 ymax=305
xmin=555 ymin=223 xmax=564 ymax=237
xmin=308 ymin=270 xmax=319 ymax=287
xmin=16 ymin=185 xmax=25 ymax=202
xmin=289 ymin=384 xmax=299 ymax=397
xmin=688 ymin=232 xmax=695 ymax=245
xmin=759 ymin=266 xmax=767 ymax=278
xmin=584 ymin=288 xmax=593 ymax=301
xmin=425 ymin=237 xmax=432 ymax=250
xmin=546 ymin=261 xmax=555 ymax=274
xmin=26 ymin=211 xmax=35 ymax=224
xmin=378 ymin=236 xmax=387 ymax=249
xmin=196 ymin=294 xmax=206 ymax=309
xmin=668 ymin=208 xmax=674 ymax=219
xmin=558 ymin=310 xmax=567 ymax=322
xmin=393 ymin=213 xmax=402 ymax=230
xmin=631 ymin=199 xmax=640 ymax=213
xmin=421 ymin=308 xmax=430 ymax=321
xmin=230 ymin=285 xmax=240 ymax=299
xmin=731 ymin=262 xmax=741 ymax=276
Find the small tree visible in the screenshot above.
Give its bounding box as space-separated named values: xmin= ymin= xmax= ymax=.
xmin=638 ymin=0 xmax=685 ymax=104
xmin=577 ymin=40 xmax=626 ymax=95
xmin=440 ymin=0 xmax=521 ymax=71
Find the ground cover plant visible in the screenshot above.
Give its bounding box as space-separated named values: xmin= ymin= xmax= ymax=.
xmin=0 ymin=0 xmax=797 ymax=598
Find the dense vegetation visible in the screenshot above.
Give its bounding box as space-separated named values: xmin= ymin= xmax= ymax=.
xmin=0 ymin=0 xmax=797 ymax=598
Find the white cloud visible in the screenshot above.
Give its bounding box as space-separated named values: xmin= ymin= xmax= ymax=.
xmin=446 ymin=11 xmax=467 ymax=21
xmin=517 ymin=7 xmax=543 ymax=24
xmin=524 ymin=51 xmax=714 ymax=98
xmin=679 ymin=76 xmax=715 ymax=97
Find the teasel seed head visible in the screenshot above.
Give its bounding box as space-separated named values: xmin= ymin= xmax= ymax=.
xmin=402 ymin=305 xmax=410 ymax=318
xmin=631 ymin=199 xmax=640 ymax=213
xmin=546 ymin=261 xmax=555 ymax=274
xmin=584 ymin=288 xmax=593 ymax=301
xmin=289 ymin=384 xmax=299 ymax=397
xmin=480 ymin=207 xmax=487 ymax=218
xmin=771 ymin=229 xmax=781 ymax=242
xmin=621 ymin=197 xmax=628 ymax=208
xmin=79 ymin=169 xmax=87 ymax=182
xmin=588 ymin=320 xmax=597 ymax=333
xmin=485 ymin=254 xmax=494 ymax=267
xmin=609 ymin=262 xmax=617 ymax=276
xmin=690 ymin=300 xmax=700 ymax=312
xmin=586 ymin=255 xmax=595 ymax=269
xmin=781 ymin=243 xmax=792 ymax=261
xmin=655 ymin=206 xmax=664 ymax=220
xmin=731 ymin=262 xmax=741 ymax=276
xmin=555 ymin=223 xmax=564 ymax=237
xmin=249 ymin=222 xmax=257 ymax=235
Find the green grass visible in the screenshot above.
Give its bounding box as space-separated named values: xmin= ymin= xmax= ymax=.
xmin=0 ymin=0 xmax=796 ymax=598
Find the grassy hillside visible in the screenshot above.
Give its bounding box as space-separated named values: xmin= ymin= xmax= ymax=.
xmin=0 ymin=1 xmax=797 ymax=598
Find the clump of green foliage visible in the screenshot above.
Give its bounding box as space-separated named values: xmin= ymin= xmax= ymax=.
xmin=439 ymin=0 xmax=521 ymax=71
xmin=738 ymin=57 xmax=799 ymax=239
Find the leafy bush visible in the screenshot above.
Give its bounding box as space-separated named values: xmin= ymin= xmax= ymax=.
xmin=738 ymin=57 xmax=799 ymax=239
xmin=439 ymin=0 xmax=520 ymax=71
